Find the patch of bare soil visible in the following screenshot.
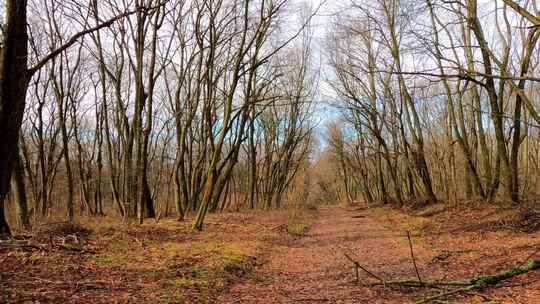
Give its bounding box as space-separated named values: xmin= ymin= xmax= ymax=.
xmin=218 ymin=205 xmax=540 ymax=304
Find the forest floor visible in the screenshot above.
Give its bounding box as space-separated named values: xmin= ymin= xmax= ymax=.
xmin=2 ymin=202 xmax=540 ymax=303
xmin=218 ymin=203 xmax=540 ymax=304
xmin=0 ymin=208 xmax=316 ymax=303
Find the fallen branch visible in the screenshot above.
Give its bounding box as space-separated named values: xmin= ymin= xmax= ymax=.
xmin=407 ymin=231 xmax=423 ymax=284
xmin=415 ymin=259 xmax=540 ymax=304
xmin=416 ymin=285 xmax=477 ymax=304
xmin=343 ymin=253 xmax=386 ymax=284
xmin=0 ymin=243 xmax=47 ymax=251
xmin=362 ymin=259 xmax=540 ymax=303
xmin=367 ymin=279 xmax=469 ymax=288
xmin=269 ymin=224 xmax=287 ymax=231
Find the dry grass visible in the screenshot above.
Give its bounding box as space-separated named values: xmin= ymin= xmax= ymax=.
xmin=1 ymin=207 xmax=318 ymax=303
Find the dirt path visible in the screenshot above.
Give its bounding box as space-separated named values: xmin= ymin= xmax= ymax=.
xmin=218 ymin=205 xmax=439 ymax=303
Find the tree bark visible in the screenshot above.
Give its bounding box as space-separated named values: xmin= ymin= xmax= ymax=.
xmin=0 ymin=0 xmax=30 ymax=236
xmin=510 ymin=29 xmax=540 ymax=201
xmin=10 ymin=150 xmax=31 ymax=230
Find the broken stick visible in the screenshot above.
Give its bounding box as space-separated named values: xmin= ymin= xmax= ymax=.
xmin=407 ymin=231 xmax=423 ymax=285
xmin=343 ymin=252 xmax=386 ymax=284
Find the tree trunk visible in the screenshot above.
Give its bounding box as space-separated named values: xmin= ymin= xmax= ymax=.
xmin=55 ymin=87 xmax=75 ymax=222
xmin=467 ymin=0 xmax=512 ymax=200
xmin=510 ymin=29 xmax=540 ymax=201
xmin=0 ymin=0 xmax=30 ymax=236
xmin=248 ymin=115 xmax=258 ymax=209
xmin=11 ymin=150 xmax=31 ymax=230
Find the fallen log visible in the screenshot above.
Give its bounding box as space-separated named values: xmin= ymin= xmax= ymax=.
xmin=362 ymin=259 xmax=540 ymax=302
xmin=415 ymin=259 xmax=540 ymax=304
